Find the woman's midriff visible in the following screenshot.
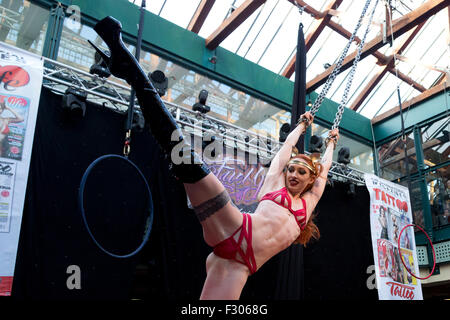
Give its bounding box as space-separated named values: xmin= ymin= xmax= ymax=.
xmin=251 ymin=200 xmax=301 ymax=267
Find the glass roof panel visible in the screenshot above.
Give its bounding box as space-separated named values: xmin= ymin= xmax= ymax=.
xmin=159 ymin=0 xmax=202 ymax=28
xmin=128 ymin=0 xmax=449 ymax=123
xmin=197 ymin=0 xmax=238 ymax=38
xmin=254 ymin=4 xmax=300 ymax=71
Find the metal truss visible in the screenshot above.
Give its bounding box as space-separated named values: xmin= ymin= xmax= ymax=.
xmin=42 ymin=56 xmax=367 ymax=185
xmin=328 ymin=162 xmax=367 ymax=185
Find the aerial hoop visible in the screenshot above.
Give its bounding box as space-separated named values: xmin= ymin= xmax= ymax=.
xmin=397 ymin=224 xmax=436 ymax=280
xmin=78 ymin=154 xmax=154 ymax=259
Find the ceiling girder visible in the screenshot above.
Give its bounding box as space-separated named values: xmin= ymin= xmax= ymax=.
xmin=306 ymin=0 xmax=449 ymax=93
xmin=205 ymin=0 xmax=266 ymax=50
xmin=188 ymin=0 xmax=216 ymax=34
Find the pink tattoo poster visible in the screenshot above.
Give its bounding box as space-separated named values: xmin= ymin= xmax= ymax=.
xmin=365 ymin=173 xmax=423 ymax=300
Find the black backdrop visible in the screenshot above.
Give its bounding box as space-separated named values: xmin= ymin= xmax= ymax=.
xmin=11 ymin=87 xmax=376 ymax=300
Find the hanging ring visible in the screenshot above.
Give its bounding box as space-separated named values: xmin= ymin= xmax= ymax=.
xmin=79 ymin=154 xmax=154 ymax=258
xmin=397 ymin=224 xmax=436 ymax=280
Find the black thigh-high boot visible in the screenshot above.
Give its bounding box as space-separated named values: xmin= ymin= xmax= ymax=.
xmin=90 ymin=16 xmax=210 ymax=183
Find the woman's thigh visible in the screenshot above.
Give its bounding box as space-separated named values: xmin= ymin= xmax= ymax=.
xmin=184 ymin=173 xmax=243 ymax=245
xmin=183 ymin=173 xmax=226 ymax=206
xmin=200 ymin=253 xmax=249 ymax=300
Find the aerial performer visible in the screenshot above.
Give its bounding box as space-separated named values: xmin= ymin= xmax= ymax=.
xmin=90 ymin=16 xmax=339 ymax=300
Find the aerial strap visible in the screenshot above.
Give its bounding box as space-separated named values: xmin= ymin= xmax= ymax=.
xmin=291 ymin=3 xmax=307 ymax=153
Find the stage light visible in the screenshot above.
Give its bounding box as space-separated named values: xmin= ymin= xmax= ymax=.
xmin=149 ymin=70 xmax=168 ymax=97
xmin=193 ymin=90 xmax=211 ymax=114
xmin=279 ymin=123 xmax=290 ymax=142
xmin=337 ymin=147 xmax=351 ymax=165
xmin=309 ymin=135 xmax=323 ymax=153
xmin=89 ymin=50 xmax=111 ymax=78
xmin=62 ymin=87 xmax=87 ymax=119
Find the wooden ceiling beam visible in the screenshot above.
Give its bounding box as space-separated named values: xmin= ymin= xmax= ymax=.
xmin=205 ymin=0 xmax=266 ymax=50
xmin=187 ymin=0 xmax=216 ymax=34
xmin=387 ymin=68 xmax=427 ymax=92
xmin=434 ymin=73 xmax=448 ymax=86
xmin=286 ymin=0 xmax=325 ymax=19
xmin=380 ymin=138 xmax=444 ymax=167
xmin=306 ymin=0 xmax=449 ymax=94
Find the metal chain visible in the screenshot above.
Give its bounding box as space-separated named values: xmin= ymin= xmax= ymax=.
xmin=309 ymin=0 xmax=372 ymax=117
xmin=123 ymin=129 xmax=131 ymax=157
xmin=332 ymin=0 xmax=380 ymax=130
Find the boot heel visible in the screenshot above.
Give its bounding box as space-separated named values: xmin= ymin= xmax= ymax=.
xmin=91 ymin=16 xmax=149 ymax=87
xmin=87 ymin=40 xmax=111 ymax=65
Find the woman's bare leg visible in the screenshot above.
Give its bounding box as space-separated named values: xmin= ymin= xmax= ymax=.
xmin=184 ymin=173 xmax=243 ymax=246
xmin=89 ymin=19 xmax=248 ymax=298
xmin=200 ymin=253 xmax=249 ymax=300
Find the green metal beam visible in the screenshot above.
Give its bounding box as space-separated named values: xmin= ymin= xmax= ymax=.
xmin=413 ymin=126 xmax=435 ymax=269
xmin=42 ymin=5 xmax=65 ymax=59
xmin=416 ymin=225 xmax=450 ymax=245
xmin=373 ymin=90 xmax=450 ymax=145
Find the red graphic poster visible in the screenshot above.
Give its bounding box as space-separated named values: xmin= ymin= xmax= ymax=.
xmin=0 ymin=42 xmax=43 ymax=296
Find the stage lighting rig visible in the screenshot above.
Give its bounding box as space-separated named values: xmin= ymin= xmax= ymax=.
xmin=149 ymin=70 xmax=168 ymax=97
xmin=309 ymin=135 xmax=323 ymax=153
xmin=62 ymin=87 xmax=87 ymax=119
xmin=337 ymin=147 xmax=351 ymax=165
xmin=193 ymin=90 xmax=211 ymax=114
xmin=279 ymin=123 xmax=290 ymax=142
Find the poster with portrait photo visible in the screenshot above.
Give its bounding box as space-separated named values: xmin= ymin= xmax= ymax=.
xmin=377 ymin=239 xmax=392 ymax=278
xmin=399 ymin=248 xmax=417 ymax=286
xmin=0 ymin=94 xmax=30 ymax=161
xmin=388 ymin=208 xmax=401 ymax=245
xmin=365 ymin=173 xmax=423 ymax=300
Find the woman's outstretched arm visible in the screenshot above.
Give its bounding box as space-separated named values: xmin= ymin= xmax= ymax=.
xmin=257 ymin=112 xmax=314 ymax=198
xmin=303 ymin=128 xmax=339 ymax=215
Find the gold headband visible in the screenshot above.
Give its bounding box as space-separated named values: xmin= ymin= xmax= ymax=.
xmin=287 ymin=159 xmax=316 ymax=175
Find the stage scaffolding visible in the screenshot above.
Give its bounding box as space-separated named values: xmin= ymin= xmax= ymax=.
xmin=42 ymin=57 xmax=367 ymax=186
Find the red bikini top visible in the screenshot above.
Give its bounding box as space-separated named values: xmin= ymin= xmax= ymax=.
xmin=260 ymin=187 xmax=307 ymax=230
